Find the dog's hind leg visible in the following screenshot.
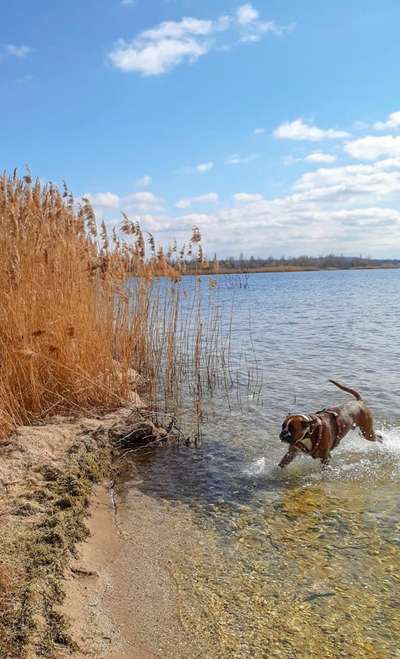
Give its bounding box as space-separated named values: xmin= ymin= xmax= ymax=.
xmin=358 ymin=410 xmax=382 ymax=443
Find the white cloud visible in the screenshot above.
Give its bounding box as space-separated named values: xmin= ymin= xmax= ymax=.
xmin=4 ymin=44 xmax=33 ymax=58
xmin=135 ymin=175 xmax=151 ymax=187
xmin=91 ymin=157 xmax=400 ymax=257
xmin=108 ymin=5 xmax=293 ymax=76
xmin=236 ymin=3 xmax=294 ymax=43
xmin=176 ymin=192 xmax=219 ymax=208
xmin=236 ymin=4 xmax=259 ymax=25
xmin=196 ymin=162 xmax=214 ymax=173
xmin=293 ymin=158 xmax=400 ymax=200
xmin=124 ymin=191 xmax=164 ymax=211
xmin=274 ymin=118 xmax=350 ymax=141
xmin=345 ymin=136 xmax=400 ymax=160
xmin=159 ymin=156 xmax=400 ymax=255
xmin=109 ymin=37 xmax=208 ymax=76
xmin=140 ymin=17 xmax=217 ymax=42
xmin=233 ymin=193 xmax=264 ymax=202
xmin=84 ymin=192 xmax=120 ymax=208
xmin=176 ymin=199 xmax=192 ymax=209
xmin=253 ymin=127 xmax=265 ymax=135
xmin=304 ymin=152 xmax=337 ymax=164
xmin=373 ymin=111 xmax=400 ymax=131
xmin=153 ymin=192 xmax=400 ymax=256
xmin=225 ymin=153 xmax=259 ymax=165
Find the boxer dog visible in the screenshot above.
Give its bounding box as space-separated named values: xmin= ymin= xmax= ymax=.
xmin=279 ymin=380 xmax=381 ymax=468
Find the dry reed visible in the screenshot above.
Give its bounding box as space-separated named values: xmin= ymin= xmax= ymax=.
xmin=0 ymin=174 xmax=186 ymax=437
xmin=0 ymin=172 xmax=261 ymax=442
xmin=0 ymin=172 xmax=246 ymax=441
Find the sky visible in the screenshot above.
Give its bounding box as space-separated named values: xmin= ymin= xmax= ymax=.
xmin=2 ymin=0 xmax=400 ymax=258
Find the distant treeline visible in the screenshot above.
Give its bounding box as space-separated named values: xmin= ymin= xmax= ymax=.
xmin=184 ymin=254 xmax=400 ymax=274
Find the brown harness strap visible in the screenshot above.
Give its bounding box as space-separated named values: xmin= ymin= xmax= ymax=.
xmin=294 ymin=415 xmax=323 ymax=458
xmin=293 ymin=408 xmax=347 ymax=458
xmin=323 ymin=408 xmax=346 ymax=448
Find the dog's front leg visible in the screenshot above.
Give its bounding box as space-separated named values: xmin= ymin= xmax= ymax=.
xmin=279 ymin=448 xmax=298 ymax=468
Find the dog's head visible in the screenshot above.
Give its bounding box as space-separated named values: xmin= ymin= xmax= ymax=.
xmin=280 ymin=414 xmax=312 ymax=444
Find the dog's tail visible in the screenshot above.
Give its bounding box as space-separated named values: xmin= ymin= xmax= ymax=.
xmin=329 ymin=379 xmax=362 ymax=401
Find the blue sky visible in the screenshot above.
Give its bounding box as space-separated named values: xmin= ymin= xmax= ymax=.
xmin=2 ymin=1 xmax=400 ymax=257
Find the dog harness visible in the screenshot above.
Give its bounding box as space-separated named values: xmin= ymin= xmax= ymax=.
xmin=294 ymin=409 xmax=344 ymax=457
xmin=293 ymin=414 xmax=323 ymax=457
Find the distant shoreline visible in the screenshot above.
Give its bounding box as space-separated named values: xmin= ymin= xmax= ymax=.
xmin=183 ymin=264 xmax=400 ymax=276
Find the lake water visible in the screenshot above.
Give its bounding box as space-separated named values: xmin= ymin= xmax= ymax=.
xmin=122 ymin=270 xmax=400 ymax=658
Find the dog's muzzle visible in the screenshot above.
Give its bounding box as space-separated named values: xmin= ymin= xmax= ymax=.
xmin=280 ymin=430 xmax=292 ymax=443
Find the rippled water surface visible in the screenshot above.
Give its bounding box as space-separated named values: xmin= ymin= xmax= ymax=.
xmin=122 ymin=270 xmax=400 ymax=658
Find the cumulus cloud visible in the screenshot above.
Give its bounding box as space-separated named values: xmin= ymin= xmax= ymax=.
xmin=4 ymin=44 xmax=33 ymax=58
xmin=124 ymin=191 xmax=164 ymax=211
xmin=108 ymin=4 xmax=293 ymax=76
xmin=344 ymin=136 xmax=400 ymax=160
xmin=135 ymin=175 xmax=151 ymax=187
xmin=176 ymin=192 xmax=219 ymax=208
xmin=84 ymin=192 xmax=120 ymax=208
xmin=293 ymin=158 xmax=400 ymax=200
xmin=156 ymin=195 xmax=400 ymax=256
xmin=163 ymin=156 xmax=400 ymax=255
xmin=236 ymin=3 xmax=259 ymax=24
xmin=86 ymin=155 xmax=400 ymax=257
xmin=373 ymin=111 xmax=400 ymax=131
xmin=109 ymin=36 xmax=207 ymax=76
xmin=304 ymin=152 xmax=337 ymax=163
xmin=196 ymin=161 xmax=214 ymax=173
xmin=274 ymin=118 xmax=350 ymax=141
xmin=83 ymin=109 xmax=400 ymax=256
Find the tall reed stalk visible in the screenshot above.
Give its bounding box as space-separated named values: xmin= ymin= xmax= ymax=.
xmin=0 ymin=172 xmax=260 ymax=441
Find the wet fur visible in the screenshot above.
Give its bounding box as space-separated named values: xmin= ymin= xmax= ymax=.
xmin=279 ymin=380 xmax=381 ymax=468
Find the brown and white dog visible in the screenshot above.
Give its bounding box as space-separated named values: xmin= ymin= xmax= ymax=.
xmin=279 ymin=380 xmax=382 ymax=468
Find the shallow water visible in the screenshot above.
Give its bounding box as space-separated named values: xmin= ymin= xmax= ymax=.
xmin=122 ymin=270 xmax=400 ymax=657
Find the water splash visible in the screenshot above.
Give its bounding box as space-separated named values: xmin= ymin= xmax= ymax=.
xmin=243 ymin=425 xmax=400 ymax=485
xmin=243 ymin=456 xmax=266 ymax=476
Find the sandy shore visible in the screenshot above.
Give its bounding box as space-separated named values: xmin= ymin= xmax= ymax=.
xmin=62 ymin=481 xmax=213 ymax=659
xmin=0 ymin=403 xmax=215 ymax=658
xmin=0 ymin=403 xmax=224 ymax=659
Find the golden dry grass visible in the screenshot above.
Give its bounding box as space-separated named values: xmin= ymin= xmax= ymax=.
xmin=0 ymin=172 xmax=204 ymax=439
xmin=0 ymin=171 xmax=261 ymax=443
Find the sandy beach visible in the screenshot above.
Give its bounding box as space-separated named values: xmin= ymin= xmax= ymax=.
xmin=62 ymin=482 xmax=213 ymax=659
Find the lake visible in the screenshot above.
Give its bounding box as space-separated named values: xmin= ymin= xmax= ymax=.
xmin=121 ymin=269 xmax=400 ymax=658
